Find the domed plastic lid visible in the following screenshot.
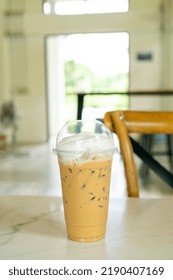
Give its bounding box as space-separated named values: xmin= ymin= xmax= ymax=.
xmin=53 ymin=120 xmax=118 ymax=161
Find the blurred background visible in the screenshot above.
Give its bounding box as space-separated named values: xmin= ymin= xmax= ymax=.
xmin=0 ymin=0 xmax=173 ymax=198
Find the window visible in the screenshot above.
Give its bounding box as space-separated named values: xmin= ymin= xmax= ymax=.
xmin=43 ymin=0 xmax=129 ymax=15
xmin=63 ymin=32 xmax=129 ymax=120
xmin=43 ymin=1 xmax=51 ymax=14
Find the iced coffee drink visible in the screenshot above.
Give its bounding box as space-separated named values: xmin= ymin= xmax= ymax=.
xmin=54 ymin=121 xmax=115 ymax=242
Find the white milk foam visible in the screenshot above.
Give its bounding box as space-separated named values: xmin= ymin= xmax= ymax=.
xmin=56 ymin=132 xmax=115 ymax=161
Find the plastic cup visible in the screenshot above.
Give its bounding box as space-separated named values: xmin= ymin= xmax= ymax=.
xmin=53 ymin=120 xmax=116 ymax=242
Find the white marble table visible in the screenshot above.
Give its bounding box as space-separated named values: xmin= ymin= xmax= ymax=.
xmin=0 ymin=196 xmax=173 ymax=260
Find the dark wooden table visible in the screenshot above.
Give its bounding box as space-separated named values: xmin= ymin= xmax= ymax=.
xmin=75 ymin=90 xmax=173 ymax=120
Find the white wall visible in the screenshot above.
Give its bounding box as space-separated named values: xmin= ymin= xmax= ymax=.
xmin=130 ymin=0 xmax=173 ymax=110
xmin=0 ymin=1 xmax=47 ymax=144
xmin=16 ymin=37 xmax=47 ymax=143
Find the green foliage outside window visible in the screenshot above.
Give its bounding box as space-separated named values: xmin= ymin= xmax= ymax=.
xmin=65 ymin=60 xmax=129 ymax=121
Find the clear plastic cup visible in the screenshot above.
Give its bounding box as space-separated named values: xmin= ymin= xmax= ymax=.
xmin=53 ymin=120 xmax=116 ymax=242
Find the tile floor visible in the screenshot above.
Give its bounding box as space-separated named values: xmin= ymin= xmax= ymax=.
xmin=0 ymin=140 xmax=173 ymax=198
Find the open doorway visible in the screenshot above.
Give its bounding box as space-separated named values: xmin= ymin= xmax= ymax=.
xmin=46 ymin=32 xmax=129 ymax=139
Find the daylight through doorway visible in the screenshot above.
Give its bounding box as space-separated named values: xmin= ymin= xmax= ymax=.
xmin=46 ymin=32 xmax=129 ymax=138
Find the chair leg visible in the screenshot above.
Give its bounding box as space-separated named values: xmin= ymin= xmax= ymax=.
xmin=139 ymin=134 xmax=153 ymax=179
xmin=166 ymin=135 xmax=173 ymax=173
xmin=131 ymin=136 xmax=173 ymax=188
xmin=140 ymin=134 xmax=173 ymax=177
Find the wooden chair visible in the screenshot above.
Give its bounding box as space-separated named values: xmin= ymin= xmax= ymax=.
xmin=104 ymin=110 xmax=173 ymax=197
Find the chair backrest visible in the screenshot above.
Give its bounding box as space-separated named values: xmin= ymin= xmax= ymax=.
xmin=104 ymin=110 xmax=173 ymax=197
